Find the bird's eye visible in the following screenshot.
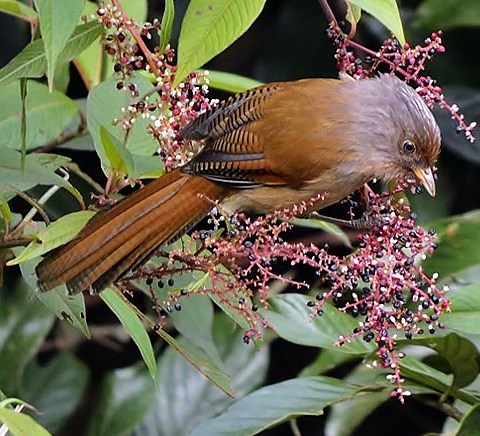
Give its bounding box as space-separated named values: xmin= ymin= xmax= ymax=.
xmin=402 ymin=140 xmax=416 ymax=154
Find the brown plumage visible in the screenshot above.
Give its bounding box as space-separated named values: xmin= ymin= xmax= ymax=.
xmin=36 ymin=74 xmax=441 ymax=294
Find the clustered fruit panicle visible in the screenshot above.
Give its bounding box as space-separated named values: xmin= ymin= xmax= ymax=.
xmin=93 ymin=1 xmax=217 ymax=169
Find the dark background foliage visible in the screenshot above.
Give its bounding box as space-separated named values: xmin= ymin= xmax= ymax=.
xmin=1 ymin=0 xmax=480 ymax=435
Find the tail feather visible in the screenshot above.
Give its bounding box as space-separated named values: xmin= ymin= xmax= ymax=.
xmin=36 ymin=169 xmax=227 ymax=294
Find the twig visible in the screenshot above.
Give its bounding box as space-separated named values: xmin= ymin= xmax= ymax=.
xmin=11 ymin=168 xmax=70 ymax=236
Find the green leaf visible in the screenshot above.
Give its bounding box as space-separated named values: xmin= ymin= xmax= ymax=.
xmin=0 ymin=150 xmax=71 ymax=202
xmin=348 ymin=0 xmax=405 ymax=46
xmin=0 ymin=407 xmax=52 ymax=436
xmin=0 ymin=21 xmax=102 ymax=87
xmin=0 ymin=80 xmax=78 ymax=150
xmin=151 ymin=320 xmax=235 ymax=397
xmin=0 ymin=39 xmax=46 ymax=86
xmin=159 ymin=0 xmax=174 ymax=53
xmin=190 ymin=376 xmax=364 ymax=436
xmin=131 ymin=154 xmax=166 ymax=179
xmin=132 ymin=248 xmax=238 ymax=390
xmin=12 ymin=244 xmax=90 ymax=337
xmin=52 ymin=56 xmax=71 ymax=93
xmin=423 ymin=210 xmax=480 ymax=281
xmin=0 ymin=280 xmax=54 ymax=394
xmin=432 ymin=334 xmax=479 ymax=389
xmin=86 ymin=365 xmax=156 ymax=436
xmin=58 ymin=20 xmax=103 ymax=63
xmin=404 ymin=333 xmax=479 ymax=389
xmin=166 ymin=293 xmax=223 ymax=367
xmin=74 ymin=1 xmax=106 ymax=89
xmin=120 ymin=0 xmax=147 ymax=21
xmin=457 ymin=404 xmax=480 ymax=436
xmin=415 ymin=0 xmax=480 ymax=30
xmin=100 ymin=287 xmax=158 ymax=384
xmin=345 ymin=2 xmax=362 ymax=26
xmin=159 ymin=326 xmax=235 ymax=397
xmin=146 ymin=261 xmax=233 ymax=362
xmin=58 ymin=20 xmax=103 ymax=72
xmin=0 ymin=0 xmax=37 ymax=20
xmin=399 ymin=355 xmax=478 ymax=404
xmin=261 ymin=294 xmax=376 ymax=354
xmin=34 ymin=0 xmax=85 ymax=91
xmin=34 ymin=290 xmax=89 ymax=337
xmin=100 ymin=126 xmax=135 ymax=175
xmin=9 ymin=210 xmax=95 ymax=265
xmin=325 ymin=366 xmax=390 ymax=436
xmin=20 ymin=353 xmax=89 ymax=434
xmin=133 ymin=315 xmax=269 ymax=436
xmin=175 ymin=0 xmax=266 ymax=85
xmin=86 ymin=74 xmax=159 ymax=176
xmin=442 ymin=283 xmax=480 ymax=334
xmin=206 ymin=70 xmax=263 ymax=93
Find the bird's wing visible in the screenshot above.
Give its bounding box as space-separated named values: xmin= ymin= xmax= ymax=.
xmin=181 ymin=83 xmax=288 ymax=187
xmin=181 ymin=79 xmax=350 ymax=188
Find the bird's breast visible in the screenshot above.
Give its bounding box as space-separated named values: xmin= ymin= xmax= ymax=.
xmin=221 ymin=167 xmax=371 ymax=214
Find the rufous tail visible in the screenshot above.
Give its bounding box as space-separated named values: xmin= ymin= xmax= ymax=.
xmin=36 ymin=169 xmax=227 ymax=294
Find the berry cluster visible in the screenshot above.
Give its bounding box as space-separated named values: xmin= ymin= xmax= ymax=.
xmin=94 ymin=1 xmax=216 ymax=169
xmin=307 ymin=187 xmax=449 ymax=402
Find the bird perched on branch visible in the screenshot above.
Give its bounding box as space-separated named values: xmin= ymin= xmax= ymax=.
xmin=36 ymin=74 xmax=441 ymax=294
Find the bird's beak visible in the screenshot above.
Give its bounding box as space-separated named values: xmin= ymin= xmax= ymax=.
xmin=412 ymin=166 xmax=436 ymax=197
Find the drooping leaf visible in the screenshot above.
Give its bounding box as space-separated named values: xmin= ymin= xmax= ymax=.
xmin=20 ymin=353 xmax=89 ymax=434
xmin=100 ymin=287 xmax=158 ymax=383
xmin=100 ymin=126 xmax=135 ymax=175
xmin=399 ymin=355 xmax=478 ymax=404
xmin=34 ymin=0 xmax=85 ymax=90
xmin=423 ymin=210 xmax=480 ymax=281
xmin=0 ymin=149 xmax=72 ymax=203
xmin=402 ymin=333 xmax=479 ymax=390
xmin=348 ymin=0 xmax=405 ymax=45
xmin=0 ymin=80 xmax=78 ymax=151
xmin=440 ymin=283 xmax=480 ymax=335
xmin=133 ymin=315 xmax=269 ymax=436
xmin=206 ymin=70 xmax=263 ymax=93
xmin=0 ymin=279 xmax=54 ymax=394
xmin=86 ymin=365 xmax=156 ymax=436
xmin=159 ymin=0 xmax=174 ymax=53
xmin=0 ymin=407 xmax=52 ymax=436
xmin=261 ymin=294 xmax=375 ymax=355
xmin=9 ymin=210 xmax=95 ymax=264
xmin=86 ymin=74 xmax=158 ymax=176
xmin=190 ymin=376 xmax=365 ymax=436
xmin=0 ymin=0 xmax=37 ymax=20
xmin=0 ymin=21 xmax=102 ymax=87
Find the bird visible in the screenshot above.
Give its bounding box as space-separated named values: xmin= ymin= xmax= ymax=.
xmin=36 ymin=74 xmax=441 ymax=294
